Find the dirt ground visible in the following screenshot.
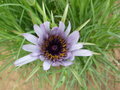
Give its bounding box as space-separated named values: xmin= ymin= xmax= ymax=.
xmin=0 ymin=48 xmax=120 ymax=90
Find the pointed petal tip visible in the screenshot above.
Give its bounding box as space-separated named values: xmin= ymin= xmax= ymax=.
xmin=13 ymin=60 xmax=23 ymax=67
xmin=13 ymin=61 xmax=18 ymax=66
xmin=68 ymin=21 xmax=71 ymax=27
xmin=59 ymin=21 xmax=65 ymax=32
xmin=33 ymin=24 xmax=39 ymax=30
xmin=21 ymin=33 xmax=38 ymax=44
xmin=33 ymin=24 xmax=37 ymax=27
xmin=65 ymin=21 xmax=71 ymax=36
xmin=13 ymin=54 xmax=38 ymax=67
xmin=43 ymin=21 xmax=50 ymax=31
xmin=43 ymin=61 xmax=51 ymax=71
xmin=44 ymin=21 xmax=50 ymax=24
xmin=73 ymin=49 xmax=93 ymax=56
xmin=67 ymin=31 xmax=80 ymax=45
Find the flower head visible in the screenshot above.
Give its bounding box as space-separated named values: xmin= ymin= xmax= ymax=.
xmin=14 ymin=21 xmax=93 ymax=70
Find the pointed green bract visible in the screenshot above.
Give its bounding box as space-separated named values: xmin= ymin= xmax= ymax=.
xmin=61 ymin=4 xmax=69 ymax=23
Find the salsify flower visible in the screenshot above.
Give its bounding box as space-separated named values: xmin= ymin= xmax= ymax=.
xmin=14 ymin=21 xmax=93 ymax=70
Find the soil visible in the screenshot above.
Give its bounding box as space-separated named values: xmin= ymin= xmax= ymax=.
xmin=0 ymin=48 xmax=120 ymax=90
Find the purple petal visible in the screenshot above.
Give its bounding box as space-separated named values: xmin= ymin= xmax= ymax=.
xmin=52 ymin=62 xmax=61 ymax=67
xmin=34 ymin=24 xmax=44 ymax=39
xmin=40 ymin=21 xmax=50 ymax=32
xmin=65 ymin=22 xmax=71 ymax=36
xmin=30 ymin=52 xmax=40 ymax=57
xmin=65 ymin=52 xmax=75 ymax=61
xmin=60 ymin=61 xmax=73 ymax=66
xmin=51 ymin=27 xmax=67 ymax=39
xmin=67 ymin=31 xmax=80 ymax=45
xmin=40 ymin=24 xmax=46 ymax=32
xmin=22 ymin=33 xmax=38 ymax=44
xmin=51 ymin=27 xmax=65 ymax=36
xmin=14 ymin=54 xmax=38 ymax=66
xmin=37 ymin=38 xmax=44 ymax=46
xmin=43 ymin=60 xmax=52 ymax=70
xmin=22 ymin=44 xmax=40 ymax=52
xmin=69 ymin=55 xmax=75 ymax=61
xmin=70 ymin=43 xmax=83 ymax=51
xmin=52 ymin=27 xmax=58 ymax=31
xmin=44 ymin=21 xmax=50 ymax=31
xmin=58 ymin=21 xmax=65 ymax=32
xmin=65 ymin=52 xmax=72 ymax=59
xmin=50 ymin=28 xmax=61 ymax=36
xmin=73 ymin=49 xmax=93 ymax=56
xmin=39 ymin=55 xmax=45 ymax=61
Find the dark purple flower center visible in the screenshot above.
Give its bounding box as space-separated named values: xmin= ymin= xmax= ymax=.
xmin=41 ymin=35 xmax=67 ymax=61
xmin=51 ymin=45 xmax=58 ymax=51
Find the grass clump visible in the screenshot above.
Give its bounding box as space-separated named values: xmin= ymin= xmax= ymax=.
xmin=0 ymin=0 xmax=120 ymax=90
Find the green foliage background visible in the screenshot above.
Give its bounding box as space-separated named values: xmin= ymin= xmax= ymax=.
xmin=0 ymin=0 xmax=120 ymax=90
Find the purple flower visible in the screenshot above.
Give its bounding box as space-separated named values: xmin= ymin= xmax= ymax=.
xmin=14 ymin=21 xmax=93 ymax=70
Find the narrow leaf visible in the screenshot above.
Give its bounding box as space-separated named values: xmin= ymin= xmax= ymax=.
xmin=25 ymin=65 xmax=40 ymax=82
xmin=61 ymin=4 xmax=69 ymax=23
xmin=77 ymin=19 xmax=90 ymax=31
